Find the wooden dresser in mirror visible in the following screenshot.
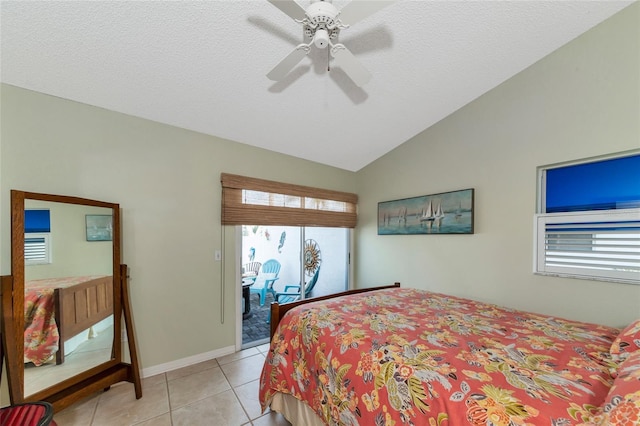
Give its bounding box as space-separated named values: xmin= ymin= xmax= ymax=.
xmin=1 ymin=190 xmax=141 ymax=412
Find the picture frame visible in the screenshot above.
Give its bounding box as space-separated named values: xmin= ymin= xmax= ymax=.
xmin=378 ymin=188 xmax=474 ymax=235
xmin=85 ymin=214 xmax=113 ymax=241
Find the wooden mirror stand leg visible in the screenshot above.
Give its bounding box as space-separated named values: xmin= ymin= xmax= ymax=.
xmin=120 ymin=264 xmax=142 ymax=399
xmin=1 ymin=275 xmax=21 ymax=402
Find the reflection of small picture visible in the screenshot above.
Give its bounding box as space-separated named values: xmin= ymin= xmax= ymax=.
xmin=86 ymin=215 xmax=113 ymax=241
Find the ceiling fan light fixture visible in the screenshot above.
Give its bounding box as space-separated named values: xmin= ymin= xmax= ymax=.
xmin=313 ymin=29 xmax=330 ymax=48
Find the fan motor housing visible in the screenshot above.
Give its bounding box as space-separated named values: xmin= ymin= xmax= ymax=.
xmin=307 ymin=2 xmax=338 ymax=26
xmin=304 ymin=1 xmax=340 ymax=41
xmin=307 ymin=1 xmax=338 ymax=26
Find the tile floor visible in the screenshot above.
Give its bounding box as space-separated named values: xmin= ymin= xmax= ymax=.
xmin=53 ymin=344 xmax=292 ymax=426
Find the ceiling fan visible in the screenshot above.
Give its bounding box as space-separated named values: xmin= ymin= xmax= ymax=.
xmin=266 ymin=0 xmax=395 ymax=87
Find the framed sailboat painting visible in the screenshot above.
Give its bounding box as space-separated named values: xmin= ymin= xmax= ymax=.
xmin=378 ymin=188 xmax=474 ymax=235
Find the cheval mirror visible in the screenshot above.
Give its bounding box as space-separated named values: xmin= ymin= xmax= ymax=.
xmin=1 ymin=190 xmax=141 ymax=412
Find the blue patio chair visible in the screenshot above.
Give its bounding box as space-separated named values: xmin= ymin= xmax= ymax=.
xmin=249 ymin=259 xmax=281 ymax=306
xmin=266 ymin=265 xmax=321 ymax=324
xmin=275 ymin=265 xmax=321 ymax=304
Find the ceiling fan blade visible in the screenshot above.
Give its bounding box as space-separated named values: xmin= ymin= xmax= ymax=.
xmin=267 ymin=45 xmax=309 ymax=81
xmin=267 ymin=0 xmax=307 ymax=21
xmin=338 ymin=0 xmax=395 ymax=26
xmin=331 ymin=44 xmax=371 ymax=87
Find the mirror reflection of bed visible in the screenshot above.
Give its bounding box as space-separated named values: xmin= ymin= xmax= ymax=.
xmin=22 ymin=200 xmax=116 ymax=397
xmin=24 ymin=315 xmax=113 ymax=396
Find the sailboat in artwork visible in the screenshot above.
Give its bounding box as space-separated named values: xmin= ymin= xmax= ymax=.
xmin=398 ymin=206 xmax=408 ymax=225
xmin=455 ymin=202 xmax=463 ymax=219
xmin=420 ymin=201 xmax=435 ymax=222
xmin=434 ymin=203 xmax=445 ymax=220
xmin=421 ymin=200 xmax=445 ymax=222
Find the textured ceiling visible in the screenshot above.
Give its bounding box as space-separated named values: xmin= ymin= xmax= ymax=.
xmin=1 ymin=1 xmax=633 ymax=171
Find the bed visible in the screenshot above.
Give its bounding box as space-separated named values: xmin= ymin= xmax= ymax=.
xmin=24 ymin=275 xmax=114 ymax=366
xmin=260 ymin=284 xmax=640 ymax=425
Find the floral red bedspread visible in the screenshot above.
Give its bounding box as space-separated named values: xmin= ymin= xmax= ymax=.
xmin=24 ymin=276 xmax=105 ymax=366
xmin=24 ymin=285 xmax=58 ymax=366
xmin=259 ymin=288 xmax=622 ymax=425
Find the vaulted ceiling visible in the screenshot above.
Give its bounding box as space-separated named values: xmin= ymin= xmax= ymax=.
xmin=1 ymin=1 xmax=633 ymax=171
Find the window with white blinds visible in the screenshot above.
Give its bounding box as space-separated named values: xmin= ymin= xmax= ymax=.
xmin=535 ymin=209 xmax=640 ymax=283
xmin=535 ymin=151 xmax=640 ymax=284
xmin=25 ymin=209 xmax=52 ymax=265
xmin=25 ymin=233 xmax=51 ymax=265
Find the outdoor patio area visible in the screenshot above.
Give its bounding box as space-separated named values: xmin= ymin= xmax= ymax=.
xmin=241 ymin=276 xmax=344 ymax=348
xmin=242 ymin=291 xmax=274 ymax=346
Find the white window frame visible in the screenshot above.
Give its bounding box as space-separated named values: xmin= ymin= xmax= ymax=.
xmin=534 ymin=151 xmax=640 ymax=285
xmin=25 ymin=233 xmax=52 ymax=265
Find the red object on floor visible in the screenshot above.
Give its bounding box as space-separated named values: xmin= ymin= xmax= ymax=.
xmin=0 ymin=402 xmax=57 ymax=426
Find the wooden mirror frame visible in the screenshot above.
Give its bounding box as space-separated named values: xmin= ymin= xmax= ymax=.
xmin=1 ymin=190 xmax=141 ymax=412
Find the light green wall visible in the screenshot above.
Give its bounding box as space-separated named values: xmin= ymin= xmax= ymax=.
xmin=355 ymin=2 xmax=640 ymax=328
xmin=0 ymin=84 xmax=356 ymax=374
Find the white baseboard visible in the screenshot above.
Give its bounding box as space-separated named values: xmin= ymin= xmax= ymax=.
xmin=141 ymin=345 xmax=236 ymax=378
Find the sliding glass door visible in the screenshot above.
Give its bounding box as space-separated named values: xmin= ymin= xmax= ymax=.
xmin=240 ymin=225 xmax=349 ymax=347
xmin=303 ymin=227 xmax=349 ymax=297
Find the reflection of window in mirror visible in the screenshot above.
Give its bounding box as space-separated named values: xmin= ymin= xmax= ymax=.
xmin=25 ymin=209 xmax=51 ymax=265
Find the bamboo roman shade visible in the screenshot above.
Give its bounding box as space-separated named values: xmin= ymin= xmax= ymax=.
xmin=221 ymin=173 xmax=358 ymax=228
